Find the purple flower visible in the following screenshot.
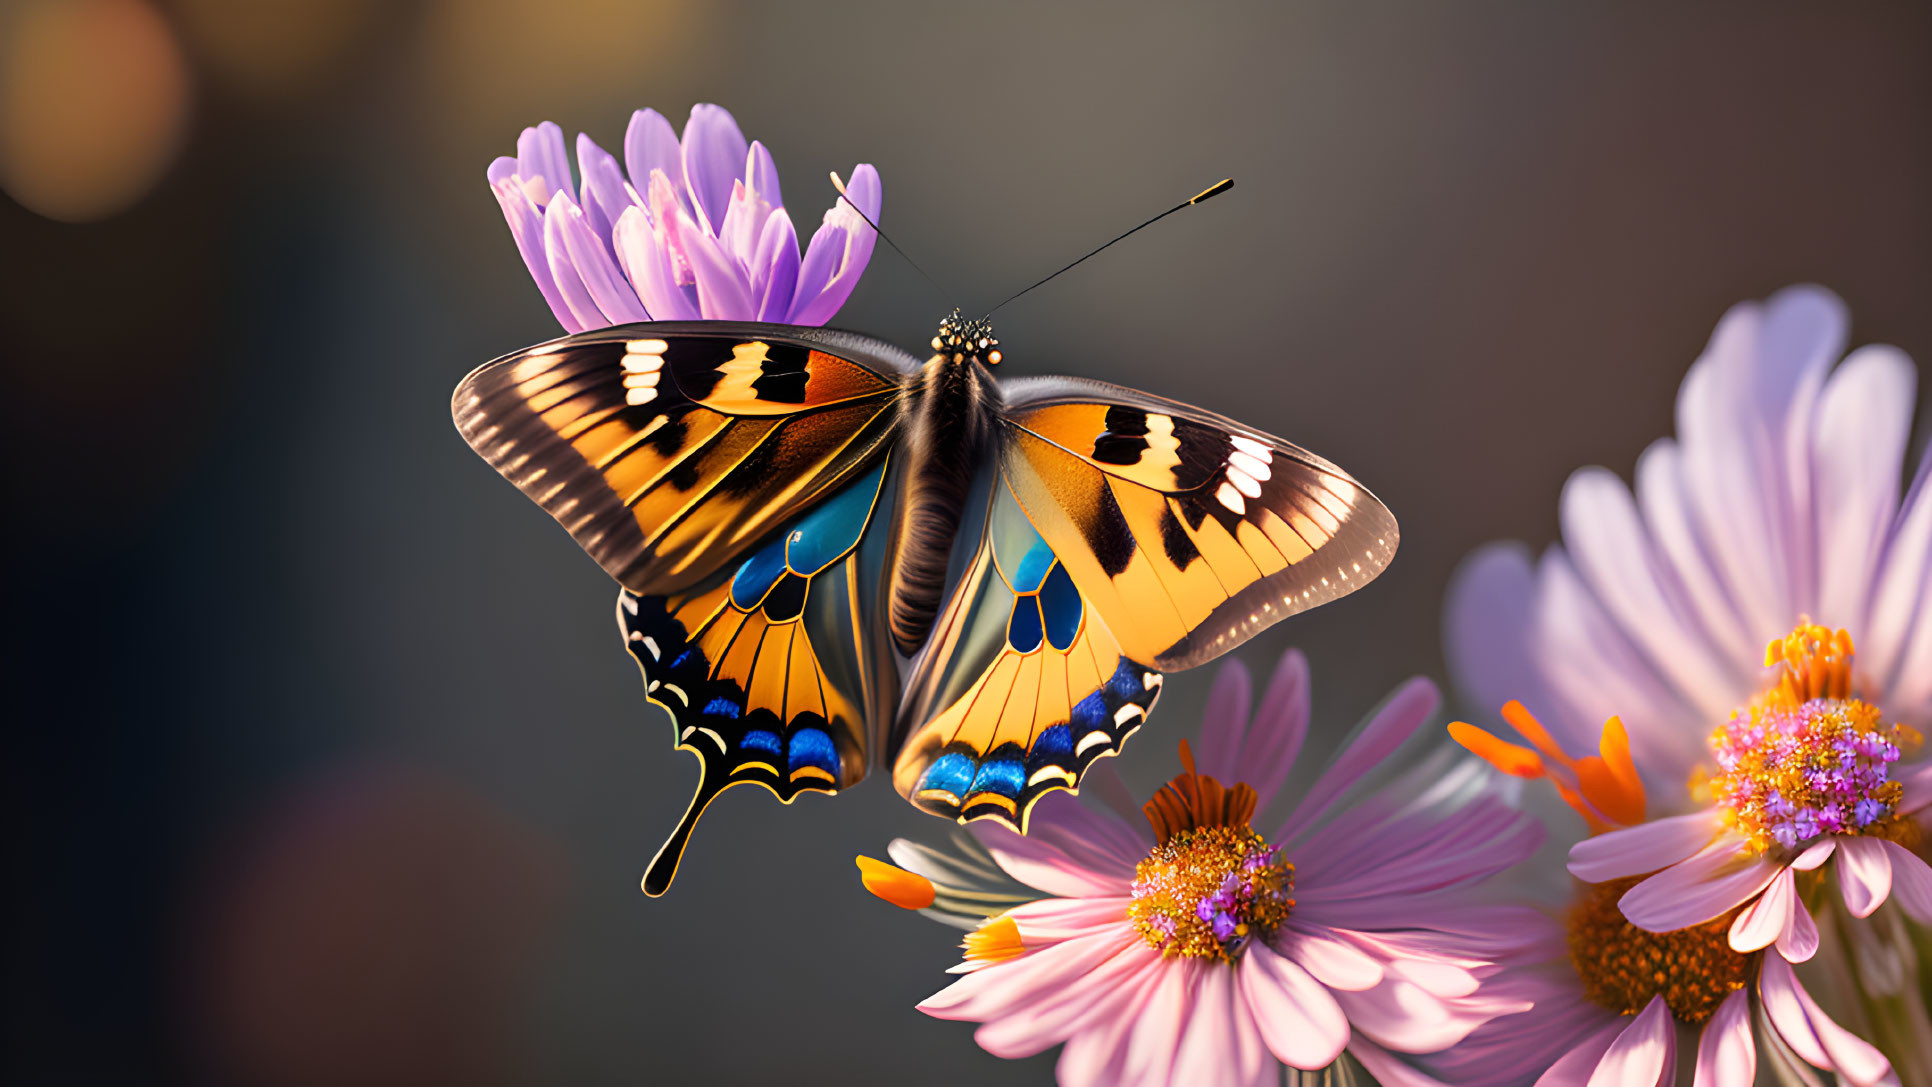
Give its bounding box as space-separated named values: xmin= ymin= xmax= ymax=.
xmin=487 ymin=104 xmax=881 ymax=332
xmin=857 ymin=651 xmax=1544 ymax=1086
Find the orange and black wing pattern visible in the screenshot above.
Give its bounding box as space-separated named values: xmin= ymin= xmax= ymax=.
xmin=890 ymin=468 xmax=1164 ymax=832
xmin=998 ymin=376 xmax=1397 ymax=671
xmin=618 ymin=456 xmax=901 ymax=895
xmin=451 ymin=323 xmax=916 ymax=596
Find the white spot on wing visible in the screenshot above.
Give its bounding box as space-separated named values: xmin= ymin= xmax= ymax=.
xmin=1230 ymin=435 xmax=1271 ymax=460
xmin=1114 ymin=704 xmax=1144 ymax=726
xmin=1228 ymin=467 xmax=1262 ymax=499
xmin=1215 ymin=481 xmax=1246 ymax=514
xmin=1228 ymin=450 xmax=1271 ymax=481
xmin=1076 ymin=731 xmax=1112 ymax=756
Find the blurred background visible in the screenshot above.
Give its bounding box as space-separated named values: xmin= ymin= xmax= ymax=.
xmin=3 ymin=1 xmax=1928 ymax=1083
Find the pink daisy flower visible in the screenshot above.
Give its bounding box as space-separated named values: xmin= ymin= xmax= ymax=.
xmin=1445 ymin=703 xmax=1902 ymax=1086
xmin=857 ymin=650 xmax=1543 ymax=1087
xmin=487 ymin=103 xmax=880 ymax=332
xmin=1445 ymin=286 xmax=1932 ymax=943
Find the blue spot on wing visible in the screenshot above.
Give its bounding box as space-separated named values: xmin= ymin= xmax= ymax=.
xmin=969 ymin=755 xmax=1025 ymax=798
xmin=1072 ymin=690 xmax=1108 ymax=730
xmin=730 ymin=535 xmax=790 ymax=609
xmin=1027 ymin=725 xmax=1072 ymax=769
xmin=920 ymin=752 xmax=977 ymax=797
xmin=785 ymin=461 xmax=888 ymax=575
xmin=787 ymin=727 xmax=839 ymax=775
xmin=1039 ymin=563 xmax=1082 ymax=651
xmin=1108 ymin=659 xmax=1145 ymax=701
xmin=1007 ymin=597 xmax=1044 ymax=652
xmin=741 ymin=730 xmax=782 ymax=756
xmin=1011 ymin=538 xmax=1057 ymax=593
xmin=703 ymin=697 xmax=741 ymax=719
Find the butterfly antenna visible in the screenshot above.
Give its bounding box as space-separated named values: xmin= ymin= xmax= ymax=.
xmin=984 ymin=178 xmax=1233 ymax=317
xmin=830 ymin=171 xmax=948 ymax=304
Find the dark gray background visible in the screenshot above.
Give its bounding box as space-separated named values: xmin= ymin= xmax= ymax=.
xmin=5 ymin=1 xmax=1929 ymax=1084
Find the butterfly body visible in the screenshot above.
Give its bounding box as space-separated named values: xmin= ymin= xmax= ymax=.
xmin=453 ymin=312 xmax=1396 ymax=894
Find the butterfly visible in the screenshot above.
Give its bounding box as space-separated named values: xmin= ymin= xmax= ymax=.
xmin=451 ymin=310 xmax=1396 ymax=894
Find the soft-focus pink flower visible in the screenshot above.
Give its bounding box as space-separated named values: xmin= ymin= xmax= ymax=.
xmin=1446 ymin=286 xmax=1929 ymax=778
xmin=1445 ymin=286 xmax=1932 ymax=943
xmin=1441 ymin=705 xmax=1900 ymax=1086
xmin=486 ymin=103 xmax=880 ymax=332
xmin=860 ymin=650 xmax=1544 ymax=1087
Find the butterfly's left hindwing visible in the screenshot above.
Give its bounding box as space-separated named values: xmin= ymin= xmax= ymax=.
xmin=890 ymin=469 xmax=1164 ymax=831
xmin=619 ymin=456 xmax=901 ymax=895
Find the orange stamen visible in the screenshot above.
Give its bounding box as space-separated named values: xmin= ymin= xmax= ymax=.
xmin=1142 ymin=739 xmax=1258 ymax=845
xmin=1447 ymin=722 xmax=1545 ymax=777
xmin=1450 ymin=704 xmax=1647 ymax=835
xmin=855 ymin=855 xmax=936 ymax=910
xmin=1761 ymin=621 xmax=1854 ymax=711
xmin=962 ymin=914 xmax=1024 ymax=964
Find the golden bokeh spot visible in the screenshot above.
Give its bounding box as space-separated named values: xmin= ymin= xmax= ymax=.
xmin=0 ymin=0 xmax=190 ymax=222
xmin=1567 ymin=877 xmax=1752 ymax=1024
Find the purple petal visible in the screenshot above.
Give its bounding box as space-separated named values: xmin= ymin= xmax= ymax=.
xmin=1532 ymin=1016 xmax=1626 ymax=1086
xmin=917 ymin=927 xmax=1133 ymax=1023
xmin=1631 ymin=437 xmax=1756 ymax=676
xmin=1759 ymin=953 xmax=1894 ymax=1084
xmin=744 ymin=139 xmax=784 ymax=216
xmin=679 ymin=103 xmax=748 ymax=237
xmin=487 ymin=169 xmax=577 ymax=331
xmin=1007 ymin=790 xmax=1146 ymax=880
xmin=1585 ymin=995 xmax=1674 ymax=1087
xmin=1728 ymin=866 xmax=1794 ymax=953
xmin=623 ymin=108 xmax=681 ymax=202
xmin=1278 ymin=924 xmax=1384 ymax=992
xmin=551 ymin=194 xmax=647 ymax=325
xmin=787 ymin=163 xmax=880 ymax=325
xmin=538 ymin=198 xmax=604 ymax=331
xmin=1170 ymin=966 xmax=1247 ymax=1087
xmin=1277 ymin=676 xmax=1437 ymax=844
xmin=1238 ymin=649 xmax=1311 ymax=812
xmin=1880 ymin=841 xmax=1932 ymax=923
xmin=1778 ymin=894 xmax=1820 ymax=962
xmin=1559 ymin=465 xmax=1739 ymax=721
xmin=574 ymin=132 xmax=633 ymax=248
xmin=1444 ymin=543 xmax=1567 ymax=738
xmin=677 ymin=214 xmax=756 ymax=320
xmin=1691 ymin=990 xmax=1755 ymax=1087
xmin=1193 ymin=655 xmax=1253 ymax=785
xmin=752 ymin=209 xmax=799 ymax=322
xmin=787 ymin=219 xmax=843 ymax=324
xmin=1836 ymin=835 xmax=1892 ymax=918
xmin=967 ymin=933 xmax=1153 ymax=1058
xmin=1567 ymin=811 xmax=1718 ymax=882
xmin=516 ymin=121 xmax=572 ymax=204
xmin=1814 ymin=346 xmax=1915 ymax=635
xmin=1238 ymin=941 xmax=1348 ymax=1070
xmin=612 ymin=206 xmax=690 ymax=320
xmin=972 ymin=821 xmax=1131 ymax=899
xmin=1868 ymin=441 xmax=1932 ymax=726
xmin=1616 ymin=837 xmax=1778 ymax=932
xmin=1791 ymin=839 xmax=1836 ymax=869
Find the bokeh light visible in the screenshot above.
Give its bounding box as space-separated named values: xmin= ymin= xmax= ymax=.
xmin=0 ymin=0 xmax=190 ymax=222
xmin=174 ymin=0 xmax=381 ymax=102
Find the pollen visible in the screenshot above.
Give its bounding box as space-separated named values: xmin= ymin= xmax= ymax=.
xmin=1568 ymin=877 xmax=1753 ymax=1024
xmin=1706 ymin=623 xmax=1916 ymax=855
xmin=1128 ymin=824 xmax=1293 ymax=961
xmin=1128 ymin=740 xmax=1291 ymax=961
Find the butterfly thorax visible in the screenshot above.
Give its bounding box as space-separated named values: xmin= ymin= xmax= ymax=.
xmin=886 ymin=313 xmax=1004 ymax=654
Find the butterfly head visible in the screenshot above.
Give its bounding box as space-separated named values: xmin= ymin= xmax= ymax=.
xmin=931 ymin=309 xmax=1001 ymax=367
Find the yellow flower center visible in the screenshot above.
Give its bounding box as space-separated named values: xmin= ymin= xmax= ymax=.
xmin=1126 ymin=739 xmax=1294 ymax=962
xmin=1705 ymin=623 xmax=1918 ymax=855
xmin=1128 ymin=824 xmax=1293 ymax=961
xmin=1567 ymin=877 xmax=1752 ymax=1024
